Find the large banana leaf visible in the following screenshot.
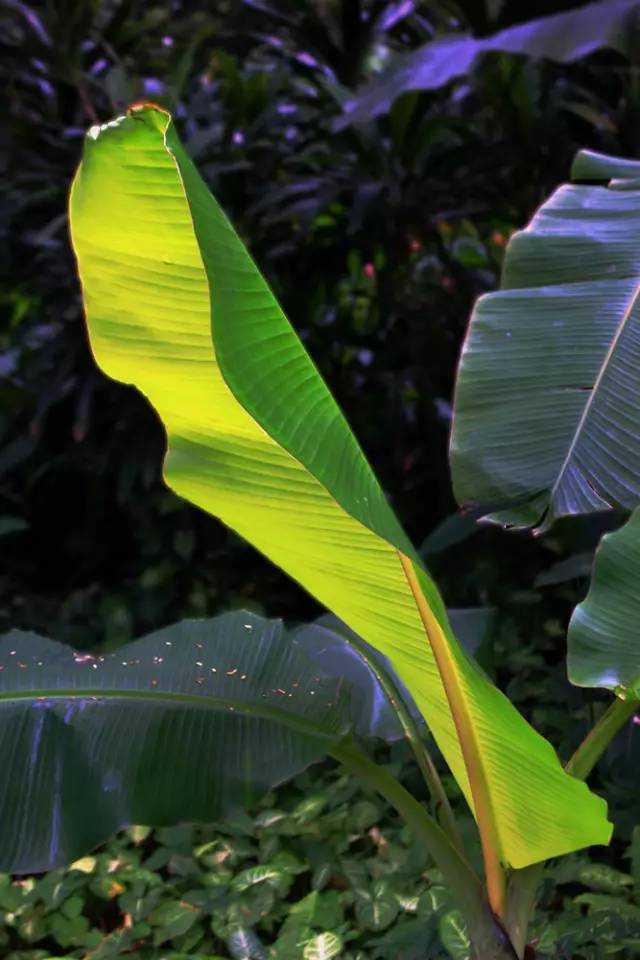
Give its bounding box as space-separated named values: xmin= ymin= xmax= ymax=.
xmin=0 ymin=611 xmax=352 ymax=872
xmin=451 ymin=149 xmax=640 ymax=529
xmin=337 ymin=0 xmax=640 ymax=127
xmin=68 ymin=104 xmax=609 ymax=870
xmin=568 ymin=508 xmax=640 ymax=692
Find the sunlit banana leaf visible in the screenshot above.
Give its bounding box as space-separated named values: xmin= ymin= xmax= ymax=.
xmin=568 ymin=508 xmax=640 ymax=692
xmin=68 ymin=104 xmax=609 ymax=870
xmin=451 ymin=149 xmax=640 ymax=529
xmin=0 ymin=611 xmax=353 ymax=872
xmin=337 ymin=0 xmax=640 ymax=127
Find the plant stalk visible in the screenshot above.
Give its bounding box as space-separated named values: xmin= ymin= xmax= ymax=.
xmin=330 ymin=624 xmax=464 ymax=851
xmin=505 ymin=690 xmax=640 ymax=957
xmin=566 ymin=692 xmax=640 ymax=779
xmin=331 ymin=737 xmax=518 ymax=959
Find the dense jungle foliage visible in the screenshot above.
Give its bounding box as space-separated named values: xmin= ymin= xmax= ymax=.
xmin=4 ymin=1 xmax=640 ymax=957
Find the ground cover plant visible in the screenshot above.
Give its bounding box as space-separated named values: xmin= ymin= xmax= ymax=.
xmin=3 ymin=98 xmax=640 ymax=958
xmin=3 ymin=759 xmax=640 ymax=960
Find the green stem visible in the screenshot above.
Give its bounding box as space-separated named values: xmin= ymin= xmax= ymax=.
xmin=566 ymin=693 xmax=640 ymax=779
xmin=505 ymin=691 xmax=640 ymax=957
xmin=504 ymin=863 xmax=544 ymax=959
xmin=331 ymin=738 xmax=517 ymax=959
xmin=336 ymin=626 xmax=463 ymax=851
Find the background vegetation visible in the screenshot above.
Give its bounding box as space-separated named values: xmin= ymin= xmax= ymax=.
xmin=3 ymin=0 xmax=640 ymax=956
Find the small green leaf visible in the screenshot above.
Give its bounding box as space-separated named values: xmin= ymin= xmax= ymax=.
xmin=574 ymin=893 xmax=640 ymax=920
xmin=291 ymin=794 xmax=328 ymax=824
xmin=49 ymin=912 xmax=92 ymax=948
xmin=60 ymin=894 xmax=84 ymax=919
xmin=418 ymin=885 xmax=450 ymax=916
xmin=439 ymin=909 xmax=471 ymax=960
xmin=232 ymin=866 xmax=283 ymax=893
xmin=148 ymin=900 xmax=200 ymax=944
xmin=302 ymin=931 xmax=343 ymax=960
xmin=579 ymin=864 xmax=634 ymax=894
xmin=349 ymin=800 xmax=381 ymax=832
xmin=311 ymin=864 xmax=333 ymax=891
xmin=355 ymin=881 xmax=399 ymax=932
xmin=227 ymin=926 xmax=266 ymax=960
xmin=286 ymin=891 xmax=343 ymax=931
xmin=68 ymin=856 xmax=96 ymax=874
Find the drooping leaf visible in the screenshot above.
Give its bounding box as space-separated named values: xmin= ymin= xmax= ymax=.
xmin=68 ymin=104 xmax=609 ymax=869
xmin=337 ymin=0 xmax=640 ymax=126
xmin=451 ymin=149 xmax=640 ymax=529
xmin=568 ymin=508 xmax=640 ymax=691
xmin=0 ymin=611 xmax=352 ymax=872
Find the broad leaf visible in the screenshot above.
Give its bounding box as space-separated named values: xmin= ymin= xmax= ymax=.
xmin=451 ymin=149 xmax=640 ymax=529
xmin=568 ymin=508 xmax=640 ymax=691
xmin=0 ymin=612 xmax=350 ymax=872
xmin=68 ymin=104 xmax=609 ymax=869
xmin=338 ymin=0 xmax=640 ymax=126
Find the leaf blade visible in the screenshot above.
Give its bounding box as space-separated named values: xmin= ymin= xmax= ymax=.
xmin=69 ymin=105 xmax=610 ymax=870
xmin=0 ymin=612 xmax=347 ymax=872
xmin=568 ymin=508 xmax=640 ymax=690
xmin=451 ymin=151 xmax=640 ymax=528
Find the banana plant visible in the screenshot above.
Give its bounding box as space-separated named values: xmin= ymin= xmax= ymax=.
xmin=451 ymin=148 xmax=640 ymax=530
xmin=451 ymin=146 xmax=640 ymax=953
xmin=3 ymin=105 xmax=637 ymax=958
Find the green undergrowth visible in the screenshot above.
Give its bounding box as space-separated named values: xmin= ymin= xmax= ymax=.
xmin=5 ymin=746 xmax=640 ymax=960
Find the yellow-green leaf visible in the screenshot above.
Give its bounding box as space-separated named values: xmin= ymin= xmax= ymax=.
xmin=69 ymin=104 xmax=610 ymax=873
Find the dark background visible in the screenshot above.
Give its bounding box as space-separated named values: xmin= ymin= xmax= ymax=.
xmin=2 ymin=0 xmax=640 ymax=782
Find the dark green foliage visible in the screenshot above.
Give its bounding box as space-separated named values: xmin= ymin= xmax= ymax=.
xmin=1 ymin=752 xmax=640 ymax=959
xmin=4 ymin=0 xmax=640 ymax=646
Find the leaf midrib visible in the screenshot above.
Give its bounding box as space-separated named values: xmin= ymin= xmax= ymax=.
xmin=550 ymin=280 xmax=640 ymax=509
xmin=0 ymin=688 xmax=342 ymax=742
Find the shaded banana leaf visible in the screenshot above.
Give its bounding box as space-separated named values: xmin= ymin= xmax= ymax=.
xmin=451 ymin=148 xmax=640 ymax=530
xmin=0 ymin=611 xmax=355 ymax=872
xmin=535 ymin=552 xmax=595 ymax=588
xmin=295 ymin=608 xmax=495 ymax=742
xmin=68 ymin=104 xmax=609 ymax=869
xmin=449 ymin=608 xmax=495 ymax=679
xmin=419 ymin=508 xmax=484 ymax=559
xmin=337 ymin=0 xmax=640 ymax=127
xmin=568 ymin=508 xmax=640 ymax=692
